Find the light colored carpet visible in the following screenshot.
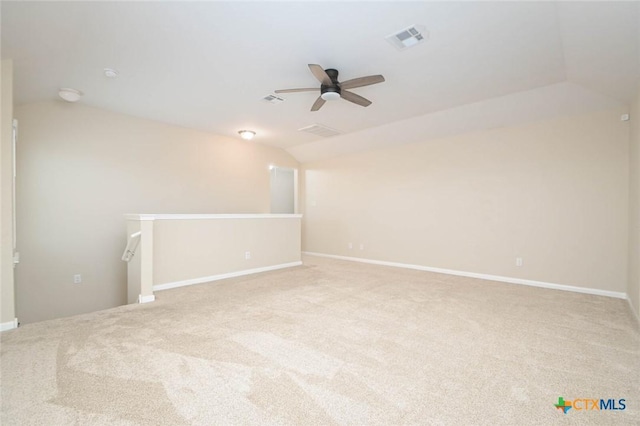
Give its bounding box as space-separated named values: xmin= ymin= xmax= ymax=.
xmin=1 ymin=255 xmax=639 ymax=425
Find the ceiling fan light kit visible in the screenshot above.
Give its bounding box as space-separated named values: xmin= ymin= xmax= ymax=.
xmin=275 ymin=64 xmax=385 ymax=111
xmin=321 ymin=91 xmax=341 ymax=101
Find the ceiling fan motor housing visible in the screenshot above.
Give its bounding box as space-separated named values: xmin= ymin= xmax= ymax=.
xmin=321 ymin=68 xmax=341 ymax=100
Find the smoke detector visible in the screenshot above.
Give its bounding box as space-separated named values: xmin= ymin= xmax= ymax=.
xmin=104 ymin=68 xmax=119 ymax=78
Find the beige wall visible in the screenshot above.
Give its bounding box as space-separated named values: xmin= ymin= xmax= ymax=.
xmin=152 ymin=216 xmax=301 ymax=288
xmin=15 ymin=101 xmax=298 ymax=323
xmin=629 ymin=88 xmax=640 ymax=316
xmin=303 ymin=108 xmax=629 ymax=293
xmin=1 ymin=60 xmax=15 ymax=325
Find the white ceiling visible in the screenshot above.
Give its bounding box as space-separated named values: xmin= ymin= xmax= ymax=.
xmin=2 ymin=1 xmax=639 ymax=161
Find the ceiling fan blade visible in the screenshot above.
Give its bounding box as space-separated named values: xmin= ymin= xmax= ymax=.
xmin=308 ymin=64 xmax=331 ymax=85
xmin=340 ymin=90 xmax=372 ymax=107
xmin=310 ymin=96 xmax=326 ymax=111
xmin=340 ymin=75 xmax=385 ymax=90
xmin=274 ymin=88 xmax=318 ymax=93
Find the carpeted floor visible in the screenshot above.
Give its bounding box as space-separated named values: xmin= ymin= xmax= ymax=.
xmin=1 ymin=255 xmax=639 ymax=425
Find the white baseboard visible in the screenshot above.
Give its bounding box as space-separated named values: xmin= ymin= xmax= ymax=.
xmin=626 ymin=296 xmax=640 ymax=325
xmin=138 ymin=294 xmax=155 ymax=304
xmin=0 ymin=318 xmax=18 ymax=332
xmin=303 ymin=252 xmax=627 ymax=300
xmin=153 ymin=261 xmax=303 ymax=292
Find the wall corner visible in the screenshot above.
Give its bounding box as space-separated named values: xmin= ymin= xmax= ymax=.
xmin=0 ymin=59 xmax=16 ymax=325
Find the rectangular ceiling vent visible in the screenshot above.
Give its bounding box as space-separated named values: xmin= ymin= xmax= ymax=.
xmin=386 ymin=25 xmax=427 ymax=50
xmin=262 ymin=94 xmax=285 ymax=104
xmin=298 ymin=123 xmax=341 ymax=138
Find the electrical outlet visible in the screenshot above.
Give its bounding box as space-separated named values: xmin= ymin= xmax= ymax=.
xmin=245 ymin=251 xmax=251 ymax=260
xmin=359 ymin=244 xmax=364 ymax=250
xmin=516 ymin=257 xmax=523 ymax=267
xmin=73 ymin=274 xmax=82 ymax=284
xmin=348 ymin=243 xmax=353 ymax=249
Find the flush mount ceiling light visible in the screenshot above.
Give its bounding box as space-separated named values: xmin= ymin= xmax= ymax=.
xmin=104 ymin=68 xmax=119 ymax=78
xmin=58 ymin=88 xmax=83 ymax=102
xmin=238 ymin=130 xmax=256 ymax=140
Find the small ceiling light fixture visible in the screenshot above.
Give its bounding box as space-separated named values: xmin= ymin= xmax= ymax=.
xmin=104 ymin=68 xmax=119 ymax=78
xmin=58 ymin=88 xmax=83 ymax=102
xmin=238 ymin=130 xmax=256 ymax=140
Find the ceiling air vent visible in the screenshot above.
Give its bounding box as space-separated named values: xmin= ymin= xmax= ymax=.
xmin=262 ymin=94 xmax=285 ymax=104
xmin=386 ymin=25 xmax=427 ymax=50
xmin=298 ymin=123 xmax=341 ymax=138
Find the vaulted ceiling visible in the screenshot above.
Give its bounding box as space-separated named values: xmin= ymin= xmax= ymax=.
xmin=2 ymin=2 xmax=639 ymax=162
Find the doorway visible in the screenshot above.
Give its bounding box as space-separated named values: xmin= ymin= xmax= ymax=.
xmin=270 ymin=166 xmax=297 ymax=214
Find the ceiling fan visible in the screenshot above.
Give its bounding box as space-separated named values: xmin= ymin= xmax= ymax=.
xmin=275 ymin=64 xmax=385 ymax=111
